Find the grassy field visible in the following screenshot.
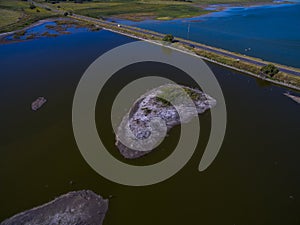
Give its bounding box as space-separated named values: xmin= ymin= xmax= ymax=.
xmin=33 ymin=0 xmax=274 ymax=21
xmin=43 ymin=0 xmax=270 ymax=21
xmin=0 ymin=8 xmax=22 ymax=27
xmin=45 ymin=1 xmax=208 ymax=21
xmin=0 ymin=0 xmax=57 ymax=33
xmin=0 ymin=0 xmax=274 ymax=32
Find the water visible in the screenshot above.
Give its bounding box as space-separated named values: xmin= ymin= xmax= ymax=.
xmin=116 ymin=3 xmax=300 ymax=68
xmin=0 ymin=27 xmax=300 ymax=224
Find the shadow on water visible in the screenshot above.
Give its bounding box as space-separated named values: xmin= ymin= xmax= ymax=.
xmin=255 ymin=77 xmax=273 ymax=88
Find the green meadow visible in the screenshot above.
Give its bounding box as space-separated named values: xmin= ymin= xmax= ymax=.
xmin=0 ymin=0 xmax=57 ymax=32
xmin=0 ymin=0 xmax=272 ymax=32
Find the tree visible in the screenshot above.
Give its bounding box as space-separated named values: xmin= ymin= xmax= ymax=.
xmin=163 ymin=34 xmax=174 ymax=43
xmin=260 ymin=64 xmax=279 ymax=77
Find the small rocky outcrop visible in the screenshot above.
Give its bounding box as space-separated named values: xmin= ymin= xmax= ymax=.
xmin=0 ymin=190 xmax=108 ymax=225
xmin=115 ymin=84 xmax=216 ymax=159
xmin=284 ymin=92 xmax=300 ymax=104
xmin=31 ymin=96 xmax=47 ymax=111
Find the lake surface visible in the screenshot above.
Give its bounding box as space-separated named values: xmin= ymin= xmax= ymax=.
xmin=0 ymin=25 xmax=300 ymax=225
xmin=116 ymin=3 xmax=300 ymax=68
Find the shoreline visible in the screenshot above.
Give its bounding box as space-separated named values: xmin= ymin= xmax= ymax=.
xmin=106 ymin=27 xmax=300 ymax=92
xmin=0 ymin=17 xmax=100 ymax=44
xmin=1 ymin=1 xmax=297 ymax=30
xmin=69 ymin=13 xmax=300 ymax=91
xmin=109 ymin=1 xmax=297 ymax=22
xmin=0 ymin=18 xmax=59 ymax=39
xmin=194 ymin=1 xmax=297 ymax=19
xmin=1 ymin=15 xmax=299 ymax=92
xmin=197 ymin=0 xmax=296 ymax=10
xmin=1 ymin=1 xmax=300 ymax=92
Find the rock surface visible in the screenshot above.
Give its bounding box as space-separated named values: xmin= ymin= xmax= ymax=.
xmin=115 ymin=84 xmax=216 ymax=159
xmin=284 ymin=92 xmax=300 ymax=104
xmin=31 ymin=96 xmax=47 ymax=111
xmin=0 ymin=190 xmax=108 ymax=225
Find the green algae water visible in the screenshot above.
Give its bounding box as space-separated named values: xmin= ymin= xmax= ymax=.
xmin=0 ymin=26 xmax=300 ymax=224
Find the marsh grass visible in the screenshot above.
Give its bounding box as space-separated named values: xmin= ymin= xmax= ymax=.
xmin=0 ymin=0 xmax=274 ymax=32
xmin=49 ymin=1 xmax=208 ymax=20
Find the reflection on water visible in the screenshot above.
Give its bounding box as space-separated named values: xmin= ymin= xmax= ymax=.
xmin=0 ymin=26 xmax=300 ymax=225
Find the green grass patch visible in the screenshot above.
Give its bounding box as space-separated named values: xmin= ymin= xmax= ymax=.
xmin=51 ymin=1 xmax=208 ymax=20
xmin=0 ymin=0 xmax=57 ymax=33
xmin=0 ymin=8 xmax=22 ymax=27
xmin=155 ymin=85 xmax=202 ymax=106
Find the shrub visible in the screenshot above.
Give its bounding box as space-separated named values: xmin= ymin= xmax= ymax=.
xmin=163 ymin=34 xmax=174 ymax=43
xmin=260 ymin=64 xmax=279 ymax=77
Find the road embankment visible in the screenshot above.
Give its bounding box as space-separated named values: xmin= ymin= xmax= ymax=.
xmin=1 ymin=1 xmax=299 ymax=91
xmin=69 ymin=14 xmax=300 ymax=91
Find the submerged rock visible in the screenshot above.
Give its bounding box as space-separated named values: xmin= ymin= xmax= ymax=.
xmin=284 ymin=92 xmax=300 ymax=104
xmin=115 ymin=84 xmax=216 ymax=159
xmin=31 ymin=96 xmax=47 ymax=111
xmin=0 ymin=190 xmax=108 ymax=225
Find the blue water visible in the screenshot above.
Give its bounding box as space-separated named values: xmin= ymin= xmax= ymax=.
xmin=117 ymin=3 xmax=300 ymax=68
